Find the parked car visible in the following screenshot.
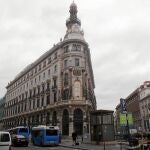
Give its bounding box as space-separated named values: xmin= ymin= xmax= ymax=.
xmin=0 ymin=131 xmax=12 ymax=150
xmin=11 ymin=134 xmax=28 ymax=146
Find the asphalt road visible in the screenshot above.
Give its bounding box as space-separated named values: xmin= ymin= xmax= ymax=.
xmin=11 ymin=143 xmax=81 ymax=150
xmin=11 ymin=143 xmax=127 ymax=150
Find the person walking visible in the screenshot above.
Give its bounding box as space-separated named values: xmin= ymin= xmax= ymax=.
xmin=72 ymin=130 xmax=77 ymax=146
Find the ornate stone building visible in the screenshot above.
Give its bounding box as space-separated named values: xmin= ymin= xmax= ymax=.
xmin=3 ymin=2 xmax=96 ymax=136
xmin=139 ymin=81 xmax=150 ymax=132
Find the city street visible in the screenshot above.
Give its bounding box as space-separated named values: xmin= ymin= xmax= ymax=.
xmin=11 ymin=142 xmax=127 ymax=150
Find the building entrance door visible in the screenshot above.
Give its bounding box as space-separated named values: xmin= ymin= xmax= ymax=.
xmin=73 ymin=108 xmax=83 ymax=135
xmin=62 ymin=109 xmax=69 ymax=135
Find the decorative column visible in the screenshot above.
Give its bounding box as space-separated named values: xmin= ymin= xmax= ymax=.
xmin=69 ymin=106 xmax=74 ymax=136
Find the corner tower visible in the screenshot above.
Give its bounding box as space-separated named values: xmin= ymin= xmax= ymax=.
xmin=61 ymin=2 xmax=96 ymax=136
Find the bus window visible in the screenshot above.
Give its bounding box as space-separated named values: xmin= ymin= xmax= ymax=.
xmin=46 ymin=129 xmax=58 ymax=136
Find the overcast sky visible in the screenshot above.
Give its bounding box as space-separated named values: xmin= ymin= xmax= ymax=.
xmin=0 ymin=0 xmax=150 ymax=110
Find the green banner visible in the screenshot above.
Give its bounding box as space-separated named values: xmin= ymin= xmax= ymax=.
xmin=120 ymin=113 xmax=133 ymax=126
xmin=127 ymin=113 xmax=133 ymax=125
xmin=120 ymin=113 xmax=127 ymax=125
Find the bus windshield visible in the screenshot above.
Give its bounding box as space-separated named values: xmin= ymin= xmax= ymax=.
xmin=46 ymin=129 xmax=58 ymax=136
xmin=19 ymin=128 xmax=28 ymax=133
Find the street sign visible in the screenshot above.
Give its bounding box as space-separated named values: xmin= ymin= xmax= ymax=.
xmin=120 ymin=98 xmax=127 ymax=113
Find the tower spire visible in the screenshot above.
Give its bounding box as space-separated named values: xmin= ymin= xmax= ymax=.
xmin=66 ymin=1 xmax=81 ymax=27
xmin=64 ymin=2 xmax=84 ymax=41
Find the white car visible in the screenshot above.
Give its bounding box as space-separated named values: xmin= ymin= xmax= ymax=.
xmin=0 ymin=131 xmax=11 ymax=150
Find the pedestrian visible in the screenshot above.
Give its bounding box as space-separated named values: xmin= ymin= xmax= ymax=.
xmin=72 ymin=130 xmax=77 ymax=146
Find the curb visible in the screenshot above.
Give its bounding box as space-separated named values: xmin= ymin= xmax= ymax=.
xmin=59 ymin=144 xmax=89 ymax=150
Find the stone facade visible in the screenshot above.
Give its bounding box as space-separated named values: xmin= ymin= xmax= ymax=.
xmin=139 ymin=81 xmax=150 ymax=132
xmin=0 ymin=97 xmax=5 ymax=130
xmin=115 ymin=81 xmax=150 ymax=134
xmin=126 ymin=88 xmax=141 ymax=131
xmin=2 ymin=2 xmax=96 ymax=136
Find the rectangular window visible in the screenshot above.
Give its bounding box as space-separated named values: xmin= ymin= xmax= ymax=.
xmin=43 ymin=72 xmax=45 ymax=79
xmin=72 ymin=44 xmax=81 ymax=51
xmin=47 ymin=95 xmax=50 ymax=105
xmin=42 ymin=84 xmax=44 ymax=92
xmin=64 ymin=45 xmax=69 ymax=53
xmin=48 ymin=57 xmax=51 ymax=64
xmin=63 ymin=89 xmax=69 ymax=100
xmin=37 ymin=99 xmax=40 ymax=108
xmin=54 ymin=52 xmax=57 ymax=59
xmin=39 ymin=64 xmax=41 ymax=71
xmin=24 ymin=103 xmax=26 ymax=111
xmin=54 ymin=65 xmax=57 ymax=73
xmin=33 ymin=88 xmax=36 ymax=96
xmin=72 ymin=44 xmax=77 ymax=51
xmin=75 ymin=58 xmax=80 ymax=66
xmin=43 ymin=61 xmax=46 ymax=68
xmin=47 ymin=82 xmax=50 ymax=90
xmin=33 ymin=100 xmax=35 ymax=109
xmin=64 ymin=73 xmax=69 ymax=86
xmin=30 ymin=70 xmax=33 ymax=76
xmin=54 ymin=93 xmax=57 ymax=102
xmin=35 ymin=67 xmax=37 ymax=73
xmin=41 ymin=97 xmax=44 ymax=107
xmin=64 ymin=59 xmax=68 ymax=68
xmin=38 ymin=86 xmax=40 ymax=94
xmin=103 ymin=114 xmax=112 ymax=124
xmin=76 ymin=45 xmax=81 ymax=51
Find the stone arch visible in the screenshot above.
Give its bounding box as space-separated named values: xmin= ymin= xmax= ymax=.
xmin=73 ymin=108 xmax=83 ymax=135
xmin=62 ymin=109 xmax=69 ymax=135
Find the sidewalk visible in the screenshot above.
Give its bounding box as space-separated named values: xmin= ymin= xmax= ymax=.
xmin=60 ymin=138 xmax=127 ymax=150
